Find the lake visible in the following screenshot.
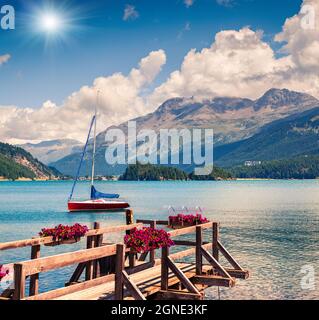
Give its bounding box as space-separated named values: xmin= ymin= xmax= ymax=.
xmin=0 ymin=180 xmax=318 ymax=300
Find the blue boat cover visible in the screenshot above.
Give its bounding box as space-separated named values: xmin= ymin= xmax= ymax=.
xmin=91 ymin=186 xmax=120 ymax=200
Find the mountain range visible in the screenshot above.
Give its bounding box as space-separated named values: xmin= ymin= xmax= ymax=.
xmin=214 ymin=107 xmax=319 ymax=167
xmin=40 ymin=88 xmax=319 ymax=176
xmin=0 ymin=142 xmax=61 ymax=180
xmin=19 ymin=139 xmax=83 ymax=165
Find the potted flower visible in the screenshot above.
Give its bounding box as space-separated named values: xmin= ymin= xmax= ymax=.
xmin=168 ymin=213 xmax=209 ymax=229
xmin=124 ymin=227 xmax=174 ymax=253
xmin=39 ymin=223 xmax=89 ymax=246
xmin=0 ymin=264 xmax=9 ymax=282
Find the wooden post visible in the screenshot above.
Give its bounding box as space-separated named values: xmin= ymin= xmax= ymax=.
xmin=126 ymin=209 xmax=136 ymax=268
xmin=13 ymin=264 xmax=25 ymax=300
xmin=115 ymin=244 xmax=125 ymax=300
xmin=126 ymin=209 xmax=134 ymax=228
xmin=196 ymin=226 xmax=203 ymax=275
xmin=213 ymin=222 xmax=219 ymax=261
xmin=161 ymin=246 xmax=169 ymax=291
xmin=29 ymin=244 xmax=40 ymax=296
xmin=150 ymin=221 xmax=157 ymax=263
xmin=85 ymin=222 xmax=95 ymax=281
xmin=93 ymin=222 xmax=102 ymax=278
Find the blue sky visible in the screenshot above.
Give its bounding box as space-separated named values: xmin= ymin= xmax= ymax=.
xmin=0 ymin=0 xmax=302 ymax=107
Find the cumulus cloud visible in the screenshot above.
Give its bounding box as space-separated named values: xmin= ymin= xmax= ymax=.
xmin=1 ymin=0 xmax=319 ymax=144
xmin=0 ymin=54 xmax=10 ymax=65
xmin=149 ymin=0 xmax=319 ymax=105
xmin=123 ymin=4 xmax=139 ymax=21
xmin=275 ymin=0 xmax=319 ymax=72
xmin=149 ymin=28 xmax=292 ymax=104
xmin=0 ymin=50 xmax=166 ymax=143
xmin=184 ymin=0 xmax=194 ymax=8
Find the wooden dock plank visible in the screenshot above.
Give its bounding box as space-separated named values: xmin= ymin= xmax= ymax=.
xmin=51 ymin=263 xmax=199 ymax=300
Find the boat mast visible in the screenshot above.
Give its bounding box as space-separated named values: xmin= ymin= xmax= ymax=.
xmin=91 ymin=90 xmax=99 ymax=187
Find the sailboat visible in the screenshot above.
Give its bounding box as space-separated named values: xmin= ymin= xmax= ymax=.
xmin=67 ymin=93 xmax=130 ymax=212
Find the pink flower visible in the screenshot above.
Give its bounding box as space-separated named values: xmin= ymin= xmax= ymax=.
xmin=0 ymin=264 xmax=9 ymax=282
xmin=124 ymin=227 xmax=174 ymax=253
xmin=39 ymin=224 xmax=89 ymax=241
xmin=169 ymin=213 xmax=209 ymax=226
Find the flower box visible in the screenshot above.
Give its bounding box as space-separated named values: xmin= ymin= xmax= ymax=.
xmin=124 ymin=227 xmax=174 ymax=253
xmin=168 ymin=214 xmax=209 ymax=229
xmin=39 ymin=223 xmax=88 ymax=246
xmin=44 ymin=238 xmax=81 ymax=247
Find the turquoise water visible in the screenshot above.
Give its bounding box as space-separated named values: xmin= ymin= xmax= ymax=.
xmin=0 ymin=180 xmax=318 ymax=300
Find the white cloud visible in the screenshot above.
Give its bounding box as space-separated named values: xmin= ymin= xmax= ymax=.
xmin=0 ymin=50 xmax=166 ymax=143
xmin=149 ymin=0 xmax=319 ymax=105
xmin=149 ymin=27 xmax=293 ymax=104
xmin=0 ymin=54 xmax=10 ymax=65
xmin=123 ymin=4 xmax=139 ymax=21
xmin=1 ymin=0 xmax=319 ymax=144
xmin=184 ymin=0 xmax=194 ymax=8
xmin=275 ymin=0 xmax=319 ymax=72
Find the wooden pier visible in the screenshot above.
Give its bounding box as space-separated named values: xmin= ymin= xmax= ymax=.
xmin=0 ymin=210 xmax=249 ymax=300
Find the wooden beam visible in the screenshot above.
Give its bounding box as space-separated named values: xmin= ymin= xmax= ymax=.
xmin=217 ymin=241 xmax=244 ymax=271
xmin=196 ymin=226 xmax=203 ymax=275
xmin=138 ymin=252 xmax=149 ymax=262
xmin=13 ymin=264 xmax=25 ymax=300
xmin=122 ymin=271 xmax=146 ymax=300
xmin=173 ymin=240 xmax=209 ymax=247
xmin=169 ymin=222 xmax=213 ymax=238
xmin=225 ymin=269 xmax=250 ymax=280
xmin=161 ymin=246 xmax=169 ymax=291
xmin=0 ymin=223 xmax=143 ymax=251
xmin=85 ymin=235 xmax=94 ymax=281
xmin=166 ymin=257 xmax=200 ymax=295
xmin=18 ymin=244 xmax=117 ymax=277
xmin=25 ymin=274 xmax=115 ymax=300
xmin=200 ymin=247 xmax=232 ymax=279
xmin=128 ymin=249 xmax=136 ymax=268
xmin=29 ymin=244 xmax=40 ymax=296
xmin=150 ymin=221 xmax=157 ymax=263
xmin=115 ymin=244 xmax=125 ymax=300
xmin=192 ymin=275 xmax=235 ymax=288
xmin=136 ymin=219 xmax=168 ymax=226
xmin=213 ymin=222 xmax=219 ymax=261
xmin=155 ymin=290 xmax=203 ymax=300
xmin=126 ymin=209 xmax=134 ymax=227
xmin=69 ymin=263 xmax=86 ymax=284
xmin=0 ymin=288 xmax=14 ymax=299
xmin=126 ymin=261 xmax=156 ymax=275
xmin=93 ymin=222 xmax=103 ymax=279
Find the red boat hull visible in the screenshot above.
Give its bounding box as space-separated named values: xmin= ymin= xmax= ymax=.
xmin=68 ymin=200 xmax=130 ymax=212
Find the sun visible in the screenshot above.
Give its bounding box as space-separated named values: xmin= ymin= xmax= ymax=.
xmin=23 ymin=2 xmax=86 ymax=49
xmin=40 ymin=12 xmax=61 ymax=33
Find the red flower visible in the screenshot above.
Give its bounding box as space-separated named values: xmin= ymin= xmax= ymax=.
xmin=124 ymin=227 xmax=174 ymax=253
xmin=0 ymin=264 xmax=9 ymax=282
xmin=39 ymin=224 xmax=89 ymax=242
xmin=169 ymin=213 xmax=209 ymax=226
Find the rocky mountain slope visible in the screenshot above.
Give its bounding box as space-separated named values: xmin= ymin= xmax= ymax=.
xmin=19 ymin=139 xmax=83 ymax=165
xmin=51 ymin=88 xmax=319 ymax=176
xmin=0 ymin=142 xmax=61 ymax=180
xmin=95 ymin=88 xmax=318 ymax=147
xmin=214 ymin=107 xmax=319 ymax=167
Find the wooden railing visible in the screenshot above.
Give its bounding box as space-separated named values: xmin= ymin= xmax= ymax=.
xmin=114 ymin=221 xmax=249 ymax=300
xmin=2 ymin=214 xmax=249 ymax=301
xmin=0 ymin=210 xmax=138 ymax=299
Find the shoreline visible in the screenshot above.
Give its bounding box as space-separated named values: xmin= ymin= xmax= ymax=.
xmin=0 ymin=178 xmax=318 ymax=182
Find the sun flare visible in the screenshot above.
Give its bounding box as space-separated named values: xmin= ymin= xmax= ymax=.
xmin=40 ymin=13 xmax=61 ymax=32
